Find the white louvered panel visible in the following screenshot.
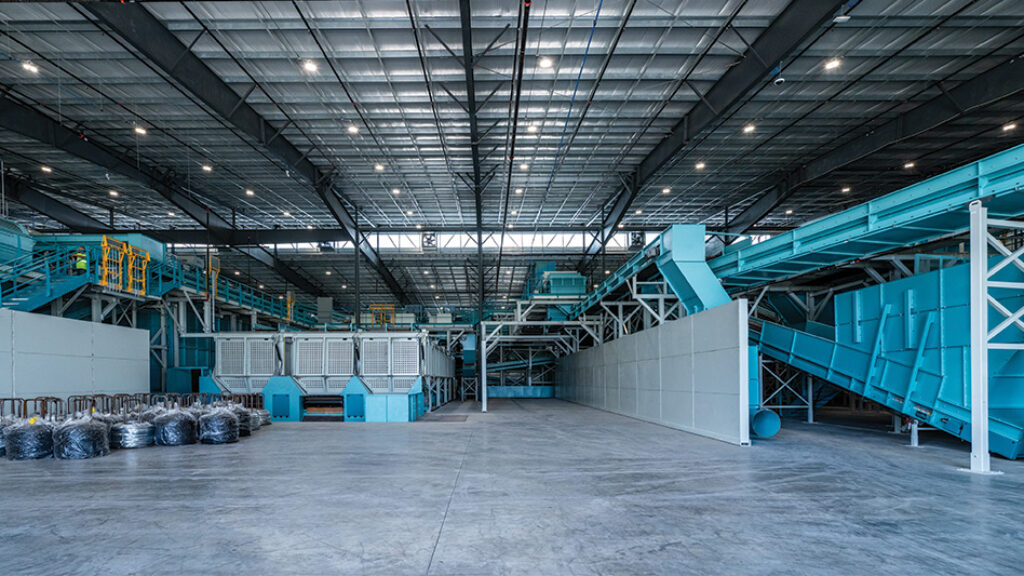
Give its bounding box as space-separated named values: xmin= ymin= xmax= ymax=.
xmin=364 ymin=376 xmax=390 ymax=392
xmin=392 ymin=377 xmax=416 ymax=393
xmin=325 ymin=377 xmax=349 ymax=392
xmin=392 ymin=339 xmax=420 ymax=376
xmin=217 ymin=340 xmax=245 ymax=375
xmin=362 ymin=339 xmax=390 ymax=375
xmin=326 ymin=339 xmax=354 ymax=376
xmin=247 ymin=338 xmax=276 ymax=375
xmin=294 ymin=339 xmax=325 ymax=376
xmin=219 ymin=377 xmax=248 ymax=393
xmin=249 ymin=377 xmax=270 ymax=391
xmin=299 ymin=377 xmax=325 ymax=391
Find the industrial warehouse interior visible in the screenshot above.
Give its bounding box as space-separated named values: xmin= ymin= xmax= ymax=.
xmin=1 ymin=0 xmax=1023 ymax=574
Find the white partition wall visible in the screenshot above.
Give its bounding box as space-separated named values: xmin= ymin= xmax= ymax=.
xmin=556 ymin=299 xmax=749 ymax=446
xmin=0 ymin=309 xmax=149 ymax=399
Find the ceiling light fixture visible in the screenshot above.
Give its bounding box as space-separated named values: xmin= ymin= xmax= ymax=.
xmin=325 ymin=270 xmax=332 ymax=276
xmin=21 ymin=61 xmax=39 ymax=74
xmin=430 ymin=284 xmax=435 ymax=289
xmin=695 ymin=161 xmax=706 ymax=170
xmin=824 ymin=58 xmax=841 ymax=70
xmin=347 ymin=125 xmax=359 ymax=134
xmin=342 ymin=284 xmax=348 ymax=289
xmin=604 ymin=270 xmax=611 ymax=275
xmin=392 ymin=188 xmax=400 ymax=195
xmin=1003 ymin=123 xmax=1017 ymax=132
xmin=258 ymin=284 xmax=264 ymax=289
xmin=134 ymin=126 xmax=147 ymax=136
xmin=202 ymin=164 xmax=212 ymax=172
xmin=406 ymin=210 xmax=414 ymax=216
xmin=234 ymin=270 xmax=241 ymax=276
xmin=306 ymin=225 xmax=313 ymax=230
xmin=511 ymin=210 xmax=517 ymax=215
xmin=785 ymin=209 xmax=793 ymax=215
xmin=245 ymin=189 xmax=255 ymax=196
xmin=519 ymin=162 xmax=529 ymax=171
xmin=743 ymin=124 xmax=755 ymax=134
xmin=527 ymin=125 xmax=538 ymax=134
xmin=40 ymin=166 xmax=52 ymax=173
xmin=662 ymin=187 xmax=671 ymax=194
xmin=841 ymin=187 xmax=851 ymax=193
xmin=904 ymin=162 xmax=915 ymax=169
xmin=416 ymin=224 xmax=423 ymax=229
xmin=302 ymin=60 xmax=318 ymax=73
xmin=283 ymin=211 xmax=291 ymax=217
xmin=507 ymin=223 xmax=514 ymax=229
xmin=635 ymin=209 xmax=643 ymax=215
xmin=423 ymin=270 xmax=430 ymax=275
xmin=617 ymin=223 xmax=624 ymax=229
xmin=108 ymin=190 xmax=118 ymax=197
xmin=167 ymin=211 xmax=175 ymax=217
xmin=374 ymin=163 xmax=384 ymax=172
xmin=833 ymin=15 xmax=851 ymax=23
xmin=515 ymin=188 xmax=523 ymax=194
xmin=538 ymin=56 xmax=553 ymax=69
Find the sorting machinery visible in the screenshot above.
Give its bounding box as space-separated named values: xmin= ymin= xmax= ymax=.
xmin=576 ymin=142 xmax=1024 ymax=455
xmin=200 ymin=331 xmax=456 ymax=422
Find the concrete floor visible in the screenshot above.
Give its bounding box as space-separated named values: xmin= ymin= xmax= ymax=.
xmin=2 ymin=399 xmax=1023 ymax=576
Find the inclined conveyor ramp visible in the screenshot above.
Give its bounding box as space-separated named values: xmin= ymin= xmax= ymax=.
xmin=756 ymin=258 xmax=1024 ymax=459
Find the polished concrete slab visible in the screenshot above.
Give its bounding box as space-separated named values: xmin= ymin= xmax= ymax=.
xmin=2 ymin=399 xmax=1023 ymax=575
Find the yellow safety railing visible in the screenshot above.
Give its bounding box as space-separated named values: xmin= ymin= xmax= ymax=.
xmin=126 ymin=245 xmax=150 ymax=295
xmin=370 ymin=304 xmax=395 ymax=326
xmin=100 ymin=236 xmax=126 ymax=290
xmin=100 ymin=236 xmax=151 ymax=295
xmin=206 ymin=255 xmax=220 ymax=300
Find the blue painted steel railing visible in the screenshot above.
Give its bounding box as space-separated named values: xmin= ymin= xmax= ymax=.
xmin=711 ymin=142 xmax=1024 ymax=290
xmin=147 ymin=257 xmax=322 ymax=326
xmin=0 ymin=245 xmax=327 ymax=326
xmin=0 ymin=246 xmax=98 ymax=310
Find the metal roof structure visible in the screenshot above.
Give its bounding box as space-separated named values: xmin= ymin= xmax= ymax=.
xmin=0 ymin=0 xmax=1022 ymax=308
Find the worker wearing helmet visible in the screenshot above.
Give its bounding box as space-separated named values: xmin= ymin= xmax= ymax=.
xmin=73 ymin=247 xmax=88 ymax=275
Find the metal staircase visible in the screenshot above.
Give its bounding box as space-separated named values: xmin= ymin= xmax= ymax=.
xmin=0 ymin=247 xmax=94 ymax=311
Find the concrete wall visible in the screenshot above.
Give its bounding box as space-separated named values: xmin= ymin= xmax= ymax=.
xmin=0 ymin=309 xmax=149 ymax=399
xmin=556 ymin=299 xmax=749 ymax=446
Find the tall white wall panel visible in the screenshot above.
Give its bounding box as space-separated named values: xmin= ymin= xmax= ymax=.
xmin=0 ymin=309 xmax=149 ymax=399
xmin=556 ymin=299 xmax=749 ymax=446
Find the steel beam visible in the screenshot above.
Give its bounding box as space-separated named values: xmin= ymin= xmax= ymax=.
xmin=4 ymin=177 xmax=109 ymax=232
xmin=722 ymin=55 xmax=1024 ymax=241
xmin=580 ymin=0 xmax=843 ymax=270
xmin=0 ymin=94 xmax=323 ymax=297
xmin=84 ymin=3 xmax=407 ymax=304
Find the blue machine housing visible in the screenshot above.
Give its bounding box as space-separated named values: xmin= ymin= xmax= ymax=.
xmin=341 ymin=377 xmax=426 ymax=422
xmin=758 ymin=259 xmax=1024 ymax=459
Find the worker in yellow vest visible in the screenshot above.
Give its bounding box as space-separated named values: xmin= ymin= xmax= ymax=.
xmin=73 ymin=248 xmax=88 ymax=274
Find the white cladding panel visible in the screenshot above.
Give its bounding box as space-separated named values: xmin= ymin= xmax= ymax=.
xmin=556 ymin=299 xmax=749 ymax=446
xmin=0 ymin=309 xmax=149 ymax=399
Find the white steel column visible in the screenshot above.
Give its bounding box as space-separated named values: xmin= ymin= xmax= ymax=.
xmin=968 ymin=200 xmax=991 ymax=473
xmin=481 ymin=327 xmax=488 ymax=412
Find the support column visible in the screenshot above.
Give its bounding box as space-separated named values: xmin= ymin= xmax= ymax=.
xmin=968 ymin=200 xmax=991 ymax=473
xmin=353 ymin=203 xmax=361 ymax=329
xmin=481 ymin=325 xmax=488 ymax=413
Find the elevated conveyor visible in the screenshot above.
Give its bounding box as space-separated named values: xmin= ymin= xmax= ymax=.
xmin=711 ymin=142 xmax=1024 ymax=291
xmin=756 ymin=258 xmax=1024 ymax=459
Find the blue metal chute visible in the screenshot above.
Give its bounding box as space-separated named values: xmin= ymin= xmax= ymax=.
xmin=656 ymin=225 xmax=731 ymax=315
xmin=711 ymin=142 xmax=1024 ymax=291
xmin=568 ymin=224 xmax=729 ymax=319
xmin=756 ymin=258 xmax=1024 ymax=459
